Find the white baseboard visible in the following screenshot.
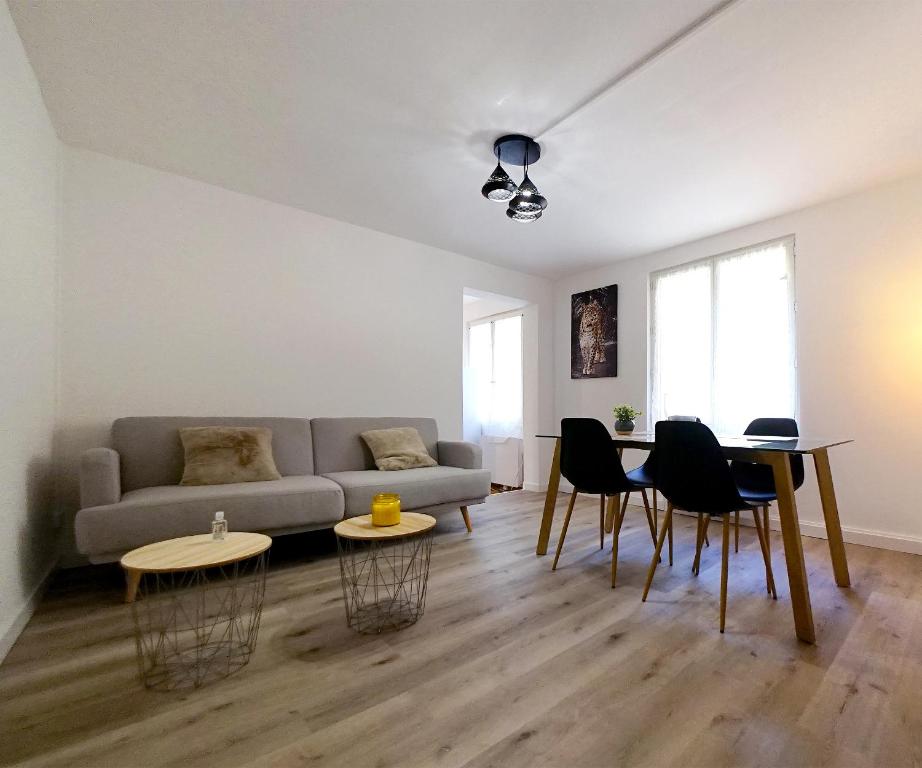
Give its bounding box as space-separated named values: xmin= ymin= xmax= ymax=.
xmin=522 ymin=482 xmax=545 ymax=493
xmin=792 ymin=519 xmax=922 ymax=556
xmin=653 ymin=503 xmax=922 ymax=556
xmin=0 ymin=561 xmax=56 ymax=664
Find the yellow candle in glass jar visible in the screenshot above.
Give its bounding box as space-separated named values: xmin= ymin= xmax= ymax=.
xmin=371 ymin=493 xmax=401 ymax=526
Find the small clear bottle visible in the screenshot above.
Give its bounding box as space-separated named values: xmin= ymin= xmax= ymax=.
xmin=212 ymin=510 xmax=227 ymax=541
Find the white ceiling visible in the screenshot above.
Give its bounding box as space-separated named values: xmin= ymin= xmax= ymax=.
xmin=10 ymin=0 xmax=922 ymax=278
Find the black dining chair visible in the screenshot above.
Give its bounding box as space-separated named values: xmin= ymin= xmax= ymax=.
xmin=625 ymin=415 xmax=704 ymax=546
xmin=625 ymin=453 xmax=658 ymax=532
xmin=641 ymin=420 xmax=776 ymax=632
xmin=731 ymin=416 xmax=804 ymax=570
xmin=555 ymin=418 xmax=658 ymax=587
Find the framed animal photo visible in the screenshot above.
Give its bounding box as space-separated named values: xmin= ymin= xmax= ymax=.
xmin=571 ymin=284 xmax=617 ymax=378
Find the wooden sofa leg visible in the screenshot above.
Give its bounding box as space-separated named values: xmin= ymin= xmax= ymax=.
xmin=460 ymin=505 xmax=473 ymax=533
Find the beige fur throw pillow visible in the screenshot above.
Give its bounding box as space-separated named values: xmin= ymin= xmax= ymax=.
xmin=360 ymin=427 xmax=438 ymax=471
xmin=179 ymin=427 xmax=282 ymax=486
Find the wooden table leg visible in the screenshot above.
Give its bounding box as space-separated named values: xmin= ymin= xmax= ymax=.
xmin=767 ymin=452 xmax=816 ymax=644
xmin=605 ymin=494 xmax=619 ymax=539
xmin=604 ymin=493 xmax=620 ymax=533
xmin=536 ymin=437 xmax=561 ymax=556
xmin=813 ymin=448 xmax=851 ymax=588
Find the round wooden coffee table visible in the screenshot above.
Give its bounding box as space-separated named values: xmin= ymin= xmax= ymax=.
xmin=334 ymin=513 xmax=436 ymax=634
xmin=121 ymin=532 xmax=271 ymax=690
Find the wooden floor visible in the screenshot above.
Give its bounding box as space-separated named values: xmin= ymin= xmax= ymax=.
xmin=3 ymin=490 xmax=922 ymax=768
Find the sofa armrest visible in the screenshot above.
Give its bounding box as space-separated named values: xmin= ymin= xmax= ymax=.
xmin=80 ymin=448 xmax=121 ymax=508
xmin=437 ymin=440 xmax=483 ymax=470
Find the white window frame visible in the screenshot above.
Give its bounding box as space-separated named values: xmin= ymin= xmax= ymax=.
xmin=646 ymin=235 xmax=798 ymax=431
xmin=466 ymin=309 xmax=526 ymax=371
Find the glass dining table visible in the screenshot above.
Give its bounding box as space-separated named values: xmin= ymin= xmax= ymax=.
xmin=535 ymin=431 xmax=853 ymax=644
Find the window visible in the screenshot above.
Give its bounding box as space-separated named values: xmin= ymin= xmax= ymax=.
xmin=649 ymin=237 xmax=796 ymax=435
xmin=467 ymin=314 xmax=523 ymax=439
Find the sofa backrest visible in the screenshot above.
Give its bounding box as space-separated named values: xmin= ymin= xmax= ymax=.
xmin=310 ymin=417 xmax=439 ymax=475
xmin=112 ymin=417 xmax=314 ymax=491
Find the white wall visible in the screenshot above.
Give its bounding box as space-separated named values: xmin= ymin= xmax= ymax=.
xmin=0 ymin=4 xmax=60 ymax=657
xmin=58 ymin=149 xmax=555 ymax=557
xmin=555 ymin=172 xmax=922 ymax=552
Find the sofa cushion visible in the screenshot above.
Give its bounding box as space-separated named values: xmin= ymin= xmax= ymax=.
xmin=113 ymin=417 xmax=314 ymax=492
xmin=323 ymin=466 xmax=490 ymax=517
xmin=311 ymin=417 xmax=439 ymax=475
xmin=75 ymin=475 xmax=344 ymax=556
xmin=360 ymin=427 xmax=438 ymax=471
xmin=179 ymin=426 xmax=282 ymax=486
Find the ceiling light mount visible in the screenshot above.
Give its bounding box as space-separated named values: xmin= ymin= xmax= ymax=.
xmin=481 ymin=134 xmax=547 ymax=223
xmin=492 ymin=134 xmax=541 ymax=167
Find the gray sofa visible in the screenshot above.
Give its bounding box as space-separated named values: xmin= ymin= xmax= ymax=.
xmin=75 ymin=416 xmax=490 ymax=562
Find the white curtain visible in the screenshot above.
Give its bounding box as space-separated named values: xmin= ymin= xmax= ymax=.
xmin=650 ymin=238 xmax=796 ymax=435
xmin=650 ymin=261 xmax=713 ymax=425
xmin=468 ymin=314 xmax=523 ymax=439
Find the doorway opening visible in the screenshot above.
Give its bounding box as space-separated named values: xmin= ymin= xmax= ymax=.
xmin=463 ymin=289 xmax=529 ymax=494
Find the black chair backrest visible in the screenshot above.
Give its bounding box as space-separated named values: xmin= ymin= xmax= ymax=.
xmin=639 ymin=416 xmax=699 ymax=473
xmin=730 ymin=418 xmax=804 ymax=492
xmin=743 ymin=418 xmax=804 ymax=490
xmin=560 ymin=418 xmax=631 ymax=494
xmin=737 ymin=417 xmax=805 ymax=490
xmin=655 ymin=420 xmax=747 ymax=515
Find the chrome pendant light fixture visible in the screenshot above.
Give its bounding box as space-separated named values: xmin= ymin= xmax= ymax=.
xmin=481 ymin=134 xmax=547 ymax=222
xmin=507 ymin=157 xmax=547 ymax=222
xmin=506 ymin=207 xmax=543 ymax=223
xmin=480 ymin=146 xmax=516 ymax=201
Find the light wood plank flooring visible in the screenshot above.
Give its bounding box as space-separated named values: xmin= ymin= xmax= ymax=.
xmin=3 ymin=490 xmax=922 ymax=768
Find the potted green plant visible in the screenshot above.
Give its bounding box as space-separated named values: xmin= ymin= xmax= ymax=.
xmin=612 ymin=405 xmax=641 ymax=435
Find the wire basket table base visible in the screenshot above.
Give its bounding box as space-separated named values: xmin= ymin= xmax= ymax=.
xmin=337 ymin=529 xmax=434 ymax=634
xmin=130 ymin=552 xmax=268 ymax=691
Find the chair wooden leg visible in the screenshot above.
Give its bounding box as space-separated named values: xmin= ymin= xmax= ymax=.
xmin=752 ymin=508 xmax=777 ymax=599
xmin=640 ymin=488 xmax=657 ymax=546
xmin=692 ymin=514 xmax=703 ymax=575
xmin=693 ymin=514 xmax=710 ymax=576
xmin=763 ymin=505 xmax=770 ymax=558
xmin=667 ymin=508 xmax=674 ymax=566
xmin=720 ymin=513 xmax=730 ymax=633
xmin=599 ymin=495 xmax=605 ymax=550
xmin=552 ymin=490 xmax=578 ymax=571
xmin=734 ymin=510 xmax=740 ymax=553
xmin=643 ymin=504 xmax=673 ymax=601
xmin=641 ymin=488 xmax=660 ymax=562
xmin=652 ymin=487 xmax=658 ymax=532
xmin=460 ymin=505 xmax=472 ymax=533
xmin=610 ymin=509 xmax=619 ymax=589
xmin=615 ymin=491 xmax=631 ymax=544
xmin=611 ymin=494 xmax=629 ymax=588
